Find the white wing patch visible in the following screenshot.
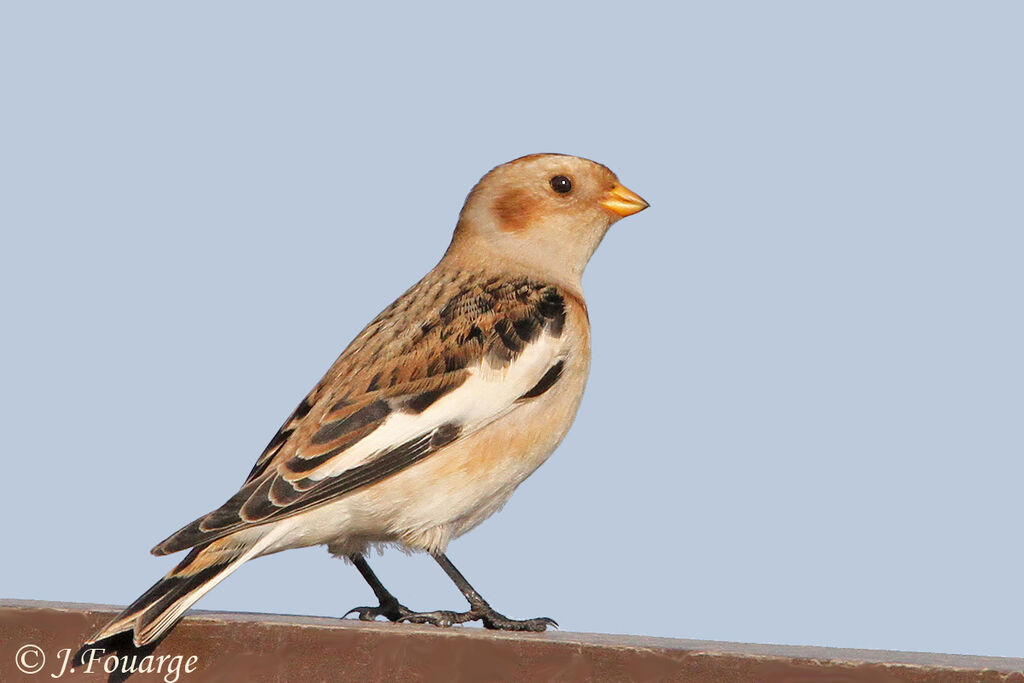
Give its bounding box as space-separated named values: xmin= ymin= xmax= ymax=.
xmin=304 ymin=331 xmax=564 ymax=482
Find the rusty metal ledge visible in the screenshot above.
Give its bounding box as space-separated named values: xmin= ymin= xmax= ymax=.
xmin=1 ymin=599 xmax=1022 ymax=682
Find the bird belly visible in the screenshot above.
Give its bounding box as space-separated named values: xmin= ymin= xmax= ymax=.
xmin=369 ymin=358 xmax=588 ymax=553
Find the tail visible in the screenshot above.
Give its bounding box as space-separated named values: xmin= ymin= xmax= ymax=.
xmin=85 ymin=535 xmax=264 ymax=648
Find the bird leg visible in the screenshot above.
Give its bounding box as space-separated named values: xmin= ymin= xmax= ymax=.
xmin=344 ymin=554 xmax=415 ymax=622
xmin=397 ymin=553 xmax=557 ymax=632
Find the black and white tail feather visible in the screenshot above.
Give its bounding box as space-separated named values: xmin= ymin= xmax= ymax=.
xmin=84 ymin=537 xmax=264 ymax=648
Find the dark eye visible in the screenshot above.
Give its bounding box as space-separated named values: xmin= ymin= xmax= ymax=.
xmin=549 ymin=175 xmax=572 ymax=194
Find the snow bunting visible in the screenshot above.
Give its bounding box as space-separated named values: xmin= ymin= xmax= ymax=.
xmin=85 ymin=153 xmax=648 ymax=648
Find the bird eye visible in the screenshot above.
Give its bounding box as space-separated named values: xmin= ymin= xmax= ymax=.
xmin=549 ymin=175 xmax=572 ymax=194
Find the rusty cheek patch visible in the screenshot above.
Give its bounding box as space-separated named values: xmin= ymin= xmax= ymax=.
xmin=493 ymin=188 xmax=535 ymax=232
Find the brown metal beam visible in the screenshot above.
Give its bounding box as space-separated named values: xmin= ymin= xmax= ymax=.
xmin=1 ymin=599 xmax=1021 ymax=682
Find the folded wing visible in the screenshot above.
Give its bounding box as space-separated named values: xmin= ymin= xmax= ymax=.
xmin=153 ymin=275 xmax=568 ymax=555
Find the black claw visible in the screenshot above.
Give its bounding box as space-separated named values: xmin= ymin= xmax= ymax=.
xmin=343 ymin=606 xmax=373 ymax=621
xmin=343 ymin=599 xmax=413 ymax=623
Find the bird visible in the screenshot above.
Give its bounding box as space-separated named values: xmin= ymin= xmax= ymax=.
xmin=83 ymin=153 xmax=649 ymax=650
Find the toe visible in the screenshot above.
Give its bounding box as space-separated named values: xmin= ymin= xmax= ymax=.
xmin=481 ymin=613 xmax=558 ymax=632
xmin=398 ymin=610 xmax=464 ymax=628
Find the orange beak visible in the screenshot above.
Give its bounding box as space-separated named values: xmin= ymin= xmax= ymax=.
xmin=600 ymin=183 xmax=650 ymax=217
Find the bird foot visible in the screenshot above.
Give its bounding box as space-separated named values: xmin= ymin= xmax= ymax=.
xmin=398 ymin=605 xmax=557 ymax=632
xmin=344 ymin=596 xmax=414 ymax=622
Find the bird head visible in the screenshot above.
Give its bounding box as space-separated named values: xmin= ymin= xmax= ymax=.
xmin=447 ymin=154 xmax=648 ymax=286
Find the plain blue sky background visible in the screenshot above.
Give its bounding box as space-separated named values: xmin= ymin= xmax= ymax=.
xmin=2 ymin=1 xmax=1022 ymax=659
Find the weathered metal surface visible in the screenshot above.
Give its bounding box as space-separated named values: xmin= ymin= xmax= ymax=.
xmin=1 ymin=599 xmax=1022 ymax=682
